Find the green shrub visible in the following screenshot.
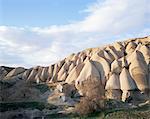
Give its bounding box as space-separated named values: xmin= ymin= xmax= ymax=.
xmin=0 ymin=101 xmax=57 ymax=112
xmin=75 ymin=97 xmax=105 ymax=116
xmin=34 ymin=84 xmax=49 ymax=93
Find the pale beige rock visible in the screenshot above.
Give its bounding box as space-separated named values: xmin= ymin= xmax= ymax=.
xmin=5 ymin=67 xmax=25 ymax=78
xmin=136 ymin=36 xmax=150 ymax=44
xmin=113 ymin=42 xmax=125 ymax=58
xmin=68 ymin=62 xmax=75 ymax=73
xmin=47 ymin=65 xmax=54 ymax=80
xmin=130 ymin=67 xmax=148 ymax=92
xmin=135 ymin=43 xmax=142 ymax=51
xmin=65 ymin=53 xmax=75 ymax=62
xmin=120 ymin=57 xmax=128 ymax=68
xmin=80 ymin=53 xmax=86 ymax=62
xmin=57 ymin=66 xmax=68 ymax=81
xmin=27 ymin=69 xmax=38 ymax=81
xmin=120 ymin=68 xmax=137 ymax=91
xmin=105 ymin=73 xmax=120 ymax=90
xmin=63 ymin=61 xmax=71 ymax=71
xmin=127 ymin=50 xmax=144 ymax=64
xmin=22 ymin=68 xmax=32 ymax=80
xmin=76 ymin=58 xmax=82 ymax=66
xmin=84 ymin=49 xmax=91 ymax=56
xmin=57 ymin=60 xmax=65 ymax=68
xmin=59 ymin=72 xmax=67 ymax=81
xmin=105 ymin=46 xmax=119 ymax=59
xmin=75 ymin=60 xmax=101 ymax=89
xmin=91 ymin=53 xmax=110 ymax=84
xmin=111 ymin=60 xmax=122 ymax=74
xmin=84 ymin=56 xmax=90 ymax=63
xmin=129 ymin=51 xmax=148 ymax=92
xmin=57 ymin=66 xmax=66 ymax=81
xmin=90 ymin=48 xmax=101 ymax=56
xmin=96 ymin=49 xmax=105 ymax=58
xmin=40 ymin=67 xmax=48 ymax=81
xmin=33 ymin=67 xmax=43 ymax=83
xmin=114 ymin=42 xmax=124 ymax=50
xmin=103 ymin=50 xmax=115 ymax=63
xmin=71 ymin=54 xmax=79 ymax=62
xmin=126 ymin=41 xmax=137 ymax=55
xmin=138 ymin=45 xmax=150 ymax=64
xmin=65 ymin=63 xmax=84 ymax=84
xmin=1 ymin=36 xmax=149 ymax=102
xmin=51 ymin=63 xmax=61 ymax=82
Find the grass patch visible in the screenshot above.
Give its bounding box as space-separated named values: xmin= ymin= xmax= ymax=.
xmin=34 ymin=84 xmax=50 ymax=93
xmin=0 ymin=80 xmax=15 ymax=89
xmin=75 ymin=103 xmax=150 ymax=119
xmin=0 ymin=101 xmax=57 ymax=112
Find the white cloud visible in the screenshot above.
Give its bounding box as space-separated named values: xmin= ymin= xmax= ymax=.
xmin=0 ymin=0 xmax=150 ymax=68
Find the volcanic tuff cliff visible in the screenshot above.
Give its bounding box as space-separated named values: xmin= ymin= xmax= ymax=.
xmin=0 ymin=36 xmax=150 ymax=103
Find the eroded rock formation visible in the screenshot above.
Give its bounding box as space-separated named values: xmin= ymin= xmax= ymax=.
xmin=0 ymin=36 xmax=150 ymax=103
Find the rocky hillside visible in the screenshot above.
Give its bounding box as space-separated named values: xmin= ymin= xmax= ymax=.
xmin=0 ymin=36 xmax=150 ymax=118
xmin=1 ymin=36 xmax=150 ymax=101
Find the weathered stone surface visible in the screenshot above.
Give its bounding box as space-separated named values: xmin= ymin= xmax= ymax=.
xmin=0 ymin=36 xmax=149 ymax=106
xmin=5 ymin=67 xmax=25 ymax=79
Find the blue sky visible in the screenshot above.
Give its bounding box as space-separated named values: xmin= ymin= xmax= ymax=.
xmin=1 ymin=0 xmax=94 ymax=26
xmin=0 ymin=0 xmax=150 ymax=68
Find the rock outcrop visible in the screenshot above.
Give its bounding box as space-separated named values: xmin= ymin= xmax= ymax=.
xmin=0 ymin=36 xmax=150 ymax=103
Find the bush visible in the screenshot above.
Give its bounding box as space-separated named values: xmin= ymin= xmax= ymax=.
xmin=34 ymin=84 xmax=49 ymax=93
xmin=75 ymin=76 xmax=105 ymax=115
xmin=77 ymin=76 xmax=105 ymax=99
xmin=75 ymin=97 xmax=105 ymax=116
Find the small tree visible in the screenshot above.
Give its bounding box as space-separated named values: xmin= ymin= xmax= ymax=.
xmin=75 ymin=76 xmax=105 ymax=115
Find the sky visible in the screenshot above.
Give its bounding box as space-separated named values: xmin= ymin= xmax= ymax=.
xmin=0 ymin=0 xmax=150 ymax=68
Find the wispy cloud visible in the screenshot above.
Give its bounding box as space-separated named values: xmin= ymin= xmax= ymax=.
xmin=0 ymin=0 xmax=150 ymax=67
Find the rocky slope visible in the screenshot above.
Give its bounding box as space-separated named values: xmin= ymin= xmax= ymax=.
xmin=0 ymin=36 xmax=150 ymax=118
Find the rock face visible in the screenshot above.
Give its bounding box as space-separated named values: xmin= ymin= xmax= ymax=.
xmin=0 ymin=36 xmax=150 ymax=102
